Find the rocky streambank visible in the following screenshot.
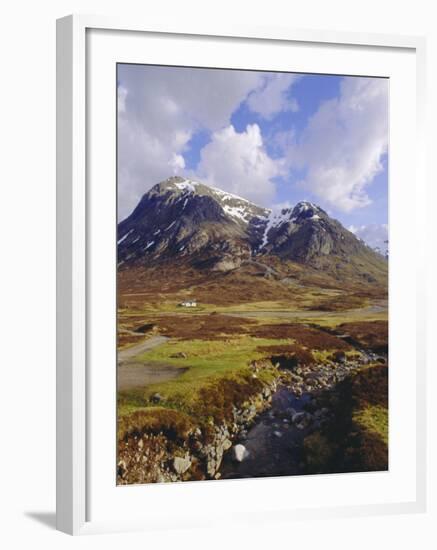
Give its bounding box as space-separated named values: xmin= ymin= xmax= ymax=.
xmin=117 ymin=349 xmax=386 ymax=484
xmin=220 ymin=350 xmax=386 ymax=479
xmin=117 ymin=362 xmax=281 ymax=484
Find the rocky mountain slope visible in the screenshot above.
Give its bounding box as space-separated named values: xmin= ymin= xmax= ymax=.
xmin=118 ymin=176 xmax=387 ymax=284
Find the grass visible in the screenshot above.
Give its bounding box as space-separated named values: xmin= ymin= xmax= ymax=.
xmin=117 ymin=335 xmax=288 ymax=432
xmin=117 ymin=315 xmax=388 ymax=435
xmin=116 ymin=254 xmax=388 ymax=483
xmin=117 ymin=406 xmax=195 ymax=442
xmin=303 ymin=363 xmax=389 ymax=473
xmin=117 ymin=264 xmax=388 ymax=456
xmin=353 ymin=404 xmax=388 ymax=446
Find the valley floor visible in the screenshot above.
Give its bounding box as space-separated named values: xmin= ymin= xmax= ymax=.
xmin=116 ymin=287 xmax=388 ymax=484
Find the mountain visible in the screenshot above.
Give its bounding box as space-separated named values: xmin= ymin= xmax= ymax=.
xmin=118 ymin=176 xmax=387 ymax=284
xmin=118 ymin=177 xmax=268 ymax=271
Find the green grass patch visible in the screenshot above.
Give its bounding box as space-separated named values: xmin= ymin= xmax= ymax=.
xmin=117 ymin=335 xmax=288 ymax=435
xmin=353 ymin=404 xmax=388 ymax=446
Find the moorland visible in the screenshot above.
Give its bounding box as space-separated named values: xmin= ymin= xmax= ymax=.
xmin=116 ymin=177 xmax=388 ymax=484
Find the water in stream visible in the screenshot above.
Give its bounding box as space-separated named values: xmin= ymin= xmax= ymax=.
xmin=220 ymin=386 xmax=314 ymax=479
xmin=220 ymin=348 xmax=385 ymax=479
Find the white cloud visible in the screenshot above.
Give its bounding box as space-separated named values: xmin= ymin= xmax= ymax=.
xmin=247 ymin=74 xmax=299 ymax=119
xmin=117 ymin=65 xmax=263 ymax=219
xmin=194 ymin=124 xmax=282 ymax=205
xmin=293 ymin=77 xmax=388 ymax=212
xmin=169 ymin=153 xmax=185 ymax=173
xmin=349 ymin=223 xmax=388 ymax=255
xmin=117 ymin=85 xmax=127 ymax=114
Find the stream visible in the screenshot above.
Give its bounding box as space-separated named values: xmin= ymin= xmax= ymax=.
xmin=220 ymin=386 xmax=313 ymax=479
xmin=219 ymin=346 xmax=384 ymax=479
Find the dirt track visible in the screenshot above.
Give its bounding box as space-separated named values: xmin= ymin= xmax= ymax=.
xmin=117 ymin=335 xmax=187 ymax=390
xmin=118 ymin=335 xmax=169 ymax=364
xmin=117 ymin=362 xmax=188 ymax=390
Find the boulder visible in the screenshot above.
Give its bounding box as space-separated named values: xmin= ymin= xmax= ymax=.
xmin=150 ymin=393 xmax=162 ymax=404
xmin=292 ymin=412 xmax=312 ymax=430
xmin=232 ymin=444 xmax=249 ymax=462
xmin=173 ymin=455 xmax=191 ymax=475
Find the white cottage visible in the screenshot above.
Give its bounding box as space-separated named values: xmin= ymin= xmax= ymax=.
xmin=180 ymin=300 xmax=197 ymax=308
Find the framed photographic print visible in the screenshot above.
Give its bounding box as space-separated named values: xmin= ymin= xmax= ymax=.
xmin=56 ymin=15 xmax=427 ymax=535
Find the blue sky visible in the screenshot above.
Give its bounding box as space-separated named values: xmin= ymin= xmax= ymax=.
xmin=117 ymin=65 xmax=388 ymax=249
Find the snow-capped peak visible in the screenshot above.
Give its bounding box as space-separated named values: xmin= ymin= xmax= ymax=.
xmin=161 ymin=176 xmax=268 ymax=225
xmin=173 ymin=179 xmax=199 ymax=193
xmin=292 ymin=201 xmax=320 ymax=216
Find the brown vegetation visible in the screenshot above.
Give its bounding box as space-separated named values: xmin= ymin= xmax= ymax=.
xmin=336 ymin=320 xmax=388 ymax=353
xmin=118 ymin=407 xmax=195 ymax=442
xmin=309 ymin=294 xmax=367 ymax=311
xmin=144 ymin=313 xmax=256 ymax=341
xmin=250 ymin=323 xmax=353 ymax=351
xmin=304 ymin=364 xmax=388 ymax=474
xmin=256 ymin=343 xmax=315 ymax=367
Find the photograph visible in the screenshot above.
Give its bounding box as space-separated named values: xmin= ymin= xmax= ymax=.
xmin=116 ymin=64 xmax=389 ymax=485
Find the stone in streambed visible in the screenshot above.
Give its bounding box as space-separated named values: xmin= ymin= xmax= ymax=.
xmin=232 ymin=444 xmax=249 ymax=462
xmin=292 ymin=412 xmax=312 ymax=430
xmin=173 ymin=455 xmax=191 ymax=475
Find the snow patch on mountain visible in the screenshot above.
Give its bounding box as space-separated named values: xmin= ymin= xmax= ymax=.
xmin=118 ymin=229 xmax=134 ymax=245
xmin=209 ymin=185 xmax=256 ymax=206
xmin=260 ymin=207 xmax=292 ymax=247
xmin=174 ymin=179 xmax=198 ymax=193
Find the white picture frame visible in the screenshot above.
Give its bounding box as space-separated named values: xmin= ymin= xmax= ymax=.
xmin=56 ymin=14 xmax=427 ymax=535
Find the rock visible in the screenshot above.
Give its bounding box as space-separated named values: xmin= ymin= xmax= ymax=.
xmin=173 ymin=455 xmax=191 ymax=475
xmin=138 ymin=438 xmax=144 ymax=450
xmin=170 ymin=351 xmax=187 ymax=358
xmin=273 ymin=431 xmax=283 ymax=438
xmin=332 ymin=350 xmax=346 ymax=363
xmin=222 ymin=438 xmax=232 ymax=451
xmin=150 ymin=393 xmax=163 ymax=404
xmin=232 ymin=444 xmax=249 ymax=462
xmin=292 ymin=412 xmax=312 ymax=430
xmin=117 ymin=460 xmax=127 ymax=478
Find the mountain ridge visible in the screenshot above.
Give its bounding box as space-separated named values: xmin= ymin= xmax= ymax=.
xmin=117 ymin=176 xmax=387 ymax=285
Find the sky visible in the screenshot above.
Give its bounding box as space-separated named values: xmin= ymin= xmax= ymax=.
xmin=117 ymin=64 xmax=389 ymax=252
